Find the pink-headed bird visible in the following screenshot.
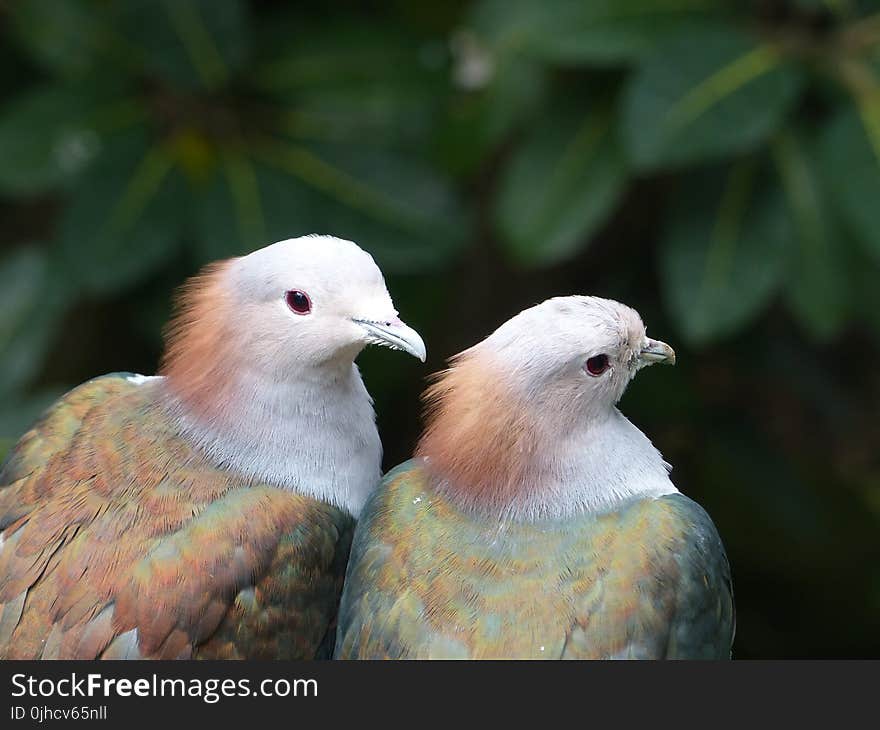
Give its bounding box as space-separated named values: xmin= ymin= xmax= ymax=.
xmin=0 ymin=235 xmax=426 ymax=659
xmin=335 ymin=296 xmax=734 ymax=659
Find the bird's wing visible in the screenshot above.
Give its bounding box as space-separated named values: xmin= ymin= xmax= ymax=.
xmin=0 ymin=373 xmax=136 ymax=522
xmin=0 ymin=375 xmax=354 ymax=659
xmin=654 ymin=493 xmax=735 ymax=659
xmin=560 ymin=493 xmax=735 ymax=660
xmin=336 ymin=462 xmax=734 ymax=659
xmin=334 ymin=460 xmax=428 ymax=659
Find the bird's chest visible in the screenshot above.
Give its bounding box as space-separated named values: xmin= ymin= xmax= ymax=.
xmin=399 ymin=498 xmax=680 ymax=659
xmin=185 ymin=377 xmax=382 ymax=514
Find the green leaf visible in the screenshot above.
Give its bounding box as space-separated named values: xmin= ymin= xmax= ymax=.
xmin=257 ymin=20 xmax=446 ymax=145
xmin=535 ymin=4 xmax=719 ymax=66
xmin=439 ymin=0 xmax=562 ymax=172
xmin=621 ymin=25 xmax=803 ymax=170
xmin=773 ymin=131 xmax=852 ymax=341
xmin=0 ymin=85 xmax=105 ymax=195
xmin=495 ymin=102 xmax=627 ymax=266
xmin=9 ymin=0 xmax=105 ymax=78
xmin=0 ymin=246 xmax=71 ymax=398
xmin=57 ymin=130 xmax=187 ymax=294
xmin=791 ymin=0 xmax=854 ymax=15
xmin=291 ymin=145 xmax=469 ymax=272
xmin=10 ymin=0 xmax=249 ymax=89
xmin=853 ymin=243 xmax=880 ymax=340
xmin=468 ymin=0 xmax=717 ymax=66
xmin=465 ymin=0 xmax=562 ymax=58
xmin=819 ymin=106 xmax=880 ymax=263
xmin=660 ymin=161 xmax=788 ymax=344
xmin=199 ymin=143 xmax=467 ymax=272
xmin=272 ymin=82 xmax=443 ymax=149
xmin=118 ymin=0 xmax=249 ymax=90
xmin=440 ymin=57 xmax=548 ymax=176
xmin=504 ymin=0 xmax=722 ymax=66
xmin=195 ymin=153 xmax=301 ymax=262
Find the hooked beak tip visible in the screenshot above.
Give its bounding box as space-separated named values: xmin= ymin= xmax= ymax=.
xmin=354 ymin=319 xmax=427 ymax=362
xmin=640 ymin=339 xmax=676 ymax=366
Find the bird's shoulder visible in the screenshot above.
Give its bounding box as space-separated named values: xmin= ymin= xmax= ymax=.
xmin=0 ymin=373 xmax=146 ymax=488
xmin=0 ymin=373 xmax=356 ymax=659
xmin=648 ymin=493 xmax=735 ymax=658
xmin=627 ymin=492 xmax=729 ymax=565
xmin=352 ymin=459 xmax=715 ymax=551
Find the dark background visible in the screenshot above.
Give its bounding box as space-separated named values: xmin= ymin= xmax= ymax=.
xmin=1 ymin=0 xmax=878 ymax=658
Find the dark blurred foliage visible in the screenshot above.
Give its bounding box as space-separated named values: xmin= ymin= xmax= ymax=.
xmin=0 ymin=0 xmax=879 ymax=657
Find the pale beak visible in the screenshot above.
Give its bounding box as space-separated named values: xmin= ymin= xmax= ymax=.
xmin=353 ymin=318 xmax=427 ymax=362
xmin=639 ymin=338 xmax=676 ymax=367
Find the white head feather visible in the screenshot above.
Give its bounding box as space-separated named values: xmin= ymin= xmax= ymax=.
xmin=418 ymin=296 xmax=678 ymax=521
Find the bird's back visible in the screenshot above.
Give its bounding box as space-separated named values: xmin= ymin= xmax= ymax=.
xmin=0 ymin=374 xmax=355 ymax=659
xmin=336 ymin=459 xmax=734 ymax=659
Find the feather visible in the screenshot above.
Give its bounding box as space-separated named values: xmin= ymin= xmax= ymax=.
xmin=0 ymin=591 xmax=26 ymax=652
xmin=417 ymin=350 xmax=541 ymax=514
xmin=159 ymin=260 xmax=236 ymax=423
xmin=336 ymin=461 xmax=734 ymax=659
xmin=100 ymin=629 xmax=142 ymax=660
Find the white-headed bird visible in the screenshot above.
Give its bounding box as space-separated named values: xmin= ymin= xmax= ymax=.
xmin=0 ymin=235 xmax=426 ymax=659
xmin=335 ymin=296 xmax=734 ymax=659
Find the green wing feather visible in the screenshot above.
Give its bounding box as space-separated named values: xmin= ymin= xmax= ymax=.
xmin=0 ymin=374 xmax=354 ymax=659
xmin=335 ymin=459 xmax=733 ymax=659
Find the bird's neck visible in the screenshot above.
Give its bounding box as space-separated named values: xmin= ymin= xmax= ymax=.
xmin=159 ymin=360 xmax=381 ymax=517
xmin=528 ymin=408 xmax=678 ymax=518
xmin=418 ymin=360 xmax=677 ymax=521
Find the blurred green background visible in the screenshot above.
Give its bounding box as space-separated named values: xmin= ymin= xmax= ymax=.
xmin=1 ymin=0 xmax=879 ymax=657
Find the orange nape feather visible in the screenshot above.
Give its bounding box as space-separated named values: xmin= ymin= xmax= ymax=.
xmin=159 ymin=260 xmax=237 ymax=421
xmin=416 ymin=350 xmax=544 ymax=515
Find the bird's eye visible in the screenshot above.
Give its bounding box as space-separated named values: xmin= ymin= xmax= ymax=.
xmin=585 ymin=354 xmax=610 ymax=376
xmin=285 ymin=290 xmax=312 ymax=315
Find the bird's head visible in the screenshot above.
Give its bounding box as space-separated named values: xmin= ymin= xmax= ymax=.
xmin=161 ymin=235 xmax=425 ymax=414
xmin=477 ymin=296 xmax=674 ymax=411
xmin=222 ymin=235 xmax=425 ymax=368
xmin=417 ymin=296 xmax=674 ymax=516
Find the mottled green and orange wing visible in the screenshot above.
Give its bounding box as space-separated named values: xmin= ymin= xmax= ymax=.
xmin=335 ymin=460 xmax=733 ymax=659
xmin=0 ymin=375 xmax=354 ymax=659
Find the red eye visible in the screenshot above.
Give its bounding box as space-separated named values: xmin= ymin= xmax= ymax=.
xmin=285 ymin=290 xmax=312 ymax=315
xmin=585 ymin=354 xmax=610 ymax=376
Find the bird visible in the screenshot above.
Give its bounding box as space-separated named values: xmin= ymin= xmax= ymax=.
xmin=334 ymin=296 xmax=734 ymax=659
xmin=0 ymin=234 xmax=426 ymax=660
